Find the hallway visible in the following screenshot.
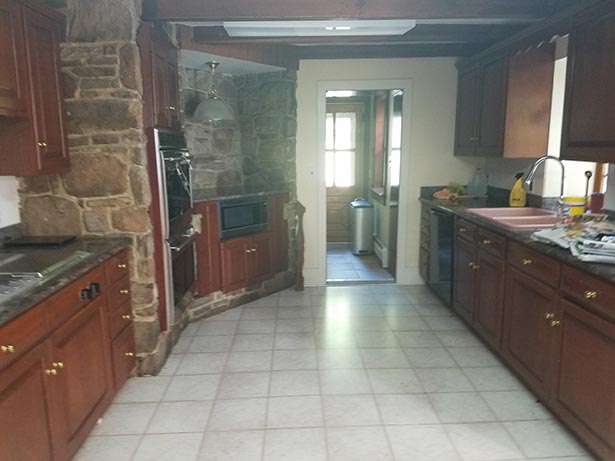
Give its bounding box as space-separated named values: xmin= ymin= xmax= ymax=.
xmin=326 ymin=243 xmax=393 ymax=283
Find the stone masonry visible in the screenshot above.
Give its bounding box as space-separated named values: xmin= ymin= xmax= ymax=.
xmin=20 ymin=0 xmax=162 ymax=373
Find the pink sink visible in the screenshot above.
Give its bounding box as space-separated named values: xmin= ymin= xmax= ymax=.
xmin=494 ymin=216 xmax=561 ymax=229
xmin=468 ymin=207 xmax=555 ymax=218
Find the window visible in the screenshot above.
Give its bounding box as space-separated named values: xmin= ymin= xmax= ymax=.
xmin=326 ymin=111 xmax=357 ymax=187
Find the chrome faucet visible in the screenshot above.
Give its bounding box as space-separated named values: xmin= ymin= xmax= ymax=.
xmin=523 ymin=155 xmax=565 ymax=199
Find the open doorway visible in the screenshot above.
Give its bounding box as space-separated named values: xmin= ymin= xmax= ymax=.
xmin=325 ymin=89 xmax=403 ymax=284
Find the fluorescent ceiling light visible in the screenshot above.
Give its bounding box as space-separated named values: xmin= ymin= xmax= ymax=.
xmin=223 ymin=20 xmax=416 ymax=37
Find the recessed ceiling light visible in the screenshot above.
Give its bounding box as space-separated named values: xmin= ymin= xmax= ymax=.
xmin=223 ymin=20 xmax=416 ymax=37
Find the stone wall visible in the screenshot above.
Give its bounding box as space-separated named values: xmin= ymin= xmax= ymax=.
xmin=20 ymin=0 xmax=162 ymax=372
xmin=180 ymin=66 xmax=243 ymax=192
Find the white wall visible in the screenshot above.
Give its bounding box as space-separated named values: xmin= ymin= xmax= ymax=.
xmin=0 ymin=176 xmax=20 ymax=227
xmin=296 ymin=58 xmax=479 ymax=286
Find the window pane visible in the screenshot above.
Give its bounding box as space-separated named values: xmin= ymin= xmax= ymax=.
xmin=326 ymin=113 xmax=334 ymax=150
xmin=334 ymin=151 xmax=354 ymax=187
xmin=334 ymin=113 xmax=356 ymax=150
xmin=391 ymin=115 xmax=402 ymax=149
xmin=325 ymin=150 xmax=335 ymax=187
xmin=390 ymin=149 xmax=401 ymax=187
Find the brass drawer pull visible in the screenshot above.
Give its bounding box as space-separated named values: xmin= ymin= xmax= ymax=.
xmin=482 ymin=239 xmax=492 ymax=245
xmin=117 ymin=263 xmax=127 ymax=269
xmin=251 ymin=248 xmax=257 ymax=252
xmin=52 ymin=361 xmax=64 ymax=369
xmin=120 ymin=289 xmax=129 ymax=295
xmin=468 ymin=262 xmax=479 ymax=271
xmin=522 ymin=258 xmax=532 ymax=266
xmin=550 ymin=320 xmax=561 ymax=328
xmin=45 ymin=369 xmax=58 ymax=376
xmin=245 ymin=249 xmax=252 ymax=254
xmin=545 ymin=313 xmax=555 ymax=320
xmin=37 ymin=141 xmax=48 ymax=147
xmin=1 ymin=345 xmax=15 ymax=353
xmin=124 ymin=352 xmax=135 ymax=357
xmin=584 ymin=290 xmax=598 ymax=299
xmin=458 ymin=227 xmax=467 ymax=233
xmin=122 ymin=315 xmax=132 ymax=320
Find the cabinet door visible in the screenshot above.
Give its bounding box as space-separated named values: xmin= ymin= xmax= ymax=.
xmin=561 ymin=8 xmax=615 ymax=162
xmin=251 ymin=232 xmax=273 ymax=283
xmin=221 ymin=236 xmax=251 ymax=292
xmin=551 ymin=298 xmax=615 ymax=459
xmin=195 ymin=201 xmax=222 ymax=295
xmin=452 ymin=236 xmax=476 ymax=323
xmin=454 ymin=66 xmax=479 ymax=156
xmin=48 ymin=297 xmax=112 ymax=461
xmin=270 ymin=193 xmax=289 ymax=273
xmin=0 ymin=342 xmax=54 ymax=461
xmin=110 ymin=323 xmax=136 ymax=391
xmin=503 ymin=267 xmax=555 ymax=398
xmin=165 ymin=57 xmax=180 ymax=129
xmin=0 ymin=0 xmax=28 ymax=117
xmin=22 ymin=6 xmax=68 ymax=173
xmin=474 ymin=249 xmax=505 ymax=350
xmin=151 ymin=49 xmax=169 ymax=128
xmin=475 ymin=54 xmax=508 ymax=157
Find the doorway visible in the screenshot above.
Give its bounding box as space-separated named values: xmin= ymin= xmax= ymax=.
xmin=325 ymin=89 xmax=403 ymax=284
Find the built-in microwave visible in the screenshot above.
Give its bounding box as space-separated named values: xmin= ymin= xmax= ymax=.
xmin=219 ymin=196 xmax=269 ymax=239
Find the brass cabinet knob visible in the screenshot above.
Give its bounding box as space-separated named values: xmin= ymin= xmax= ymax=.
xmin=168 ymin=106 xmax=176 ymax=111
xmin=124 ymin=352 xmax=135 ymax=357
xmin=120 ymin=289 xmax=129 ymax=295
xmin=1 ymin=345 xmax=15 ymax=353
xmin=122 ymin=315 xmax=132 ymax=320
xmin=482 ymin=239 xmax=492 ymax=245
xmin=52 ymin=361 xmax=64 ymax=369
xmin=545 ymin=313 xmax=555 ymax=320
xmin=117 ymin=263 xmax=127 ymax=269
xmin=522 ymin=258 xmax=532 ymax=266
xmin=251 ymin=248 xmax=257 ymax=252
xmin=245 ymin=249 xmax=252 ymax=254
xmin=584 ymin=290 xmax=598 ymax=299
xmin=37 ymin=141 xmax=48 ymax=147
xmin=45 ymin=369 xmax=58 ymax=376
xmin=550 ymin=320 xmax=561 ymax=327
xmin=458 ymin=227 xmax=467 ymax=233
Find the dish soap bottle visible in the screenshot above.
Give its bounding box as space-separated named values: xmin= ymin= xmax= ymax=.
xmin=509 ymin=172 xmax=527 ymax=207
xmin=467 ymin=168 xmax=488 ymax=196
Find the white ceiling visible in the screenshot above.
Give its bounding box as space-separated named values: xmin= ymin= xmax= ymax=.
xmin=179 ymin=49 xmax=285 ymax=75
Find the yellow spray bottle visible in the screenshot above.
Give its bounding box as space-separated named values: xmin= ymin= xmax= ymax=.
xmin=509 ymin=172 xmax=527 ymax=207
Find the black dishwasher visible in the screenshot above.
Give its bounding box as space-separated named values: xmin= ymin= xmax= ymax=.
xmin=428 ymin=207 xmax=454 ymax=305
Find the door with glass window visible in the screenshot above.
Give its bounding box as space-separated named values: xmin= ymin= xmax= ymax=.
xmin=326 ymin=103 xmax=364 ymax=242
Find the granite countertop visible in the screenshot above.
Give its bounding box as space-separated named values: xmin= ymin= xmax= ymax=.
xmin=420 ymin=197 xmax=615 ymax=284
xmin=193 ymin=186 xmax=289 ymax=203
xmin=0 ymin=237 xmax=131 ymax=328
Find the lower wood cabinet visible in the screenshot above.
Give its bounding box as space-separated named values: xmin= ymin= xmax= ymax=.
xmin=474 ymin=249 xmax=505 ymax=349
xmin=452 ymin=235 xmax=477 ymax=323
xmin=0 ymin=247 xmax=135 ymax=461
xmin=221 ymin=232 xmax=274 ymax=293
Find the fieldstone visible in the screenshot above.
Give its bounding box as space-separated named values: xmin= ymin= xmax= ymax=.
xmin=91 ymin=134 xmax=119 ymax=144
xmin=86 ymin=55 xmax=118 ymax=66
xmin=63 ymin=154 xmax=128 ymax=197
xmin=258 ymin=138 xmax=286 ymax=163
xmin=119 ymin=44 xmax=142 ymax=93
xmin=133 ymin=318 xmax=160 ymax=354
xmin=136 ymin=233 xmax=155 ymax=258
xmin=83 ymin=209 xmax=110 ymax=233
xmin=19 ymin=176 xmax=51 ymax=194
xmin=129 ymin=166 xmax=152 ymax=206
xmin=68 ymin=136 xmax=90 ymax=148
xmin=67 ymin=0 xmax=138 ymax=42
xmin=254 ymin=115 xmax=283 ymax=135
xmin=71 ymin=66 xmax=116 ymax=78
xmin=244 ymin=174 xmax=268 ymax=191
xmin=131 ymin=281 xmax=155 ymax=305
xmin=242 ymin=156 xmax=260 ymax=176
xmin=111 ymin=206 xmax=150 ymax=233
xmin=21 ymin=196 xmax=82 ymax=236
xmin=62 ymin=71 xmax=78 ymax=99
xmin=80 ymin=78 xmax=117 ymax=90
xmin=137 ymin=257 xmax=155 ymax=279
xmin=212 ymin=128 xmax=235 ymax=154
xmin=85 ymin=197 xmax=133 ymax=208
xmin=216 ymin=170 xmax=242 ymax=189
xmin=66 ymin=99 xmax=139 ymax=134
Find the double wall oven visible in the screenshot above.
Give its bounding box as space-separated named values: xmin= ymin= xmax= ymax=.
xmin=154 ymin=129 xmax=196 ymax=323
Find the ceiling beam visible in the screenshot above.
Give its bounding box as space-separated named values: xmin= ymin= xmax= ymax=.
xmin=143 ymin=0 xmax=554 ymax=22
xmin=294 ymin=43 xmax=485 ymax=60
xmin=190 ymin=24 xmax=527 ymax=45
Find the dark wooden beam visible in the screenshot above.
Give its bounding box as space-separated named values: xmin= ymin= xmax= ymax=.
xmin=294 ymin=43 xmax=486 ymax=60
xmin=179 ymin=26 xmax=298 ymax=69
xmin=191 ymin=24 xmax=527 ymax=45
xmin=143 ymin=0 xmax=554 ymax=22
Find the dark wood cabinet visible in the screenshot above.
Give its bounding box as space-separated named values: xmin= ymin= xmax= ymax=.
xmin=139 ymin=23 xmax=180 ymax=130
xmin=561 ymin=6 xmax=615 ymax=162
xmin=474 ymin=249 xmax=505 ymax=350
xmin=48 ymin=296 xmax=112 ymax=461
xmin=0 ymin=0 xmax=68 ymax=176
xmin=551 ymin=297 xmax=615 ymax=460
xmin=270 ymin=193 xmax=290 ymax=273
xmin=0 ymin=342 xmax=53 ymax=461
xmin=454 ymin=54 xmax=507 ymax=157
xmin=502 ymin=267 xmax=556 ymax=399
xmin=195 ymin=201 xmax=223 ymax=296
xmin=251 ymin=232 xmax=274 ymax=282
xmin=221 ymin=236 xmax=251 ymax=293
xmin=452 ymin=235 xmax=477 ymax=324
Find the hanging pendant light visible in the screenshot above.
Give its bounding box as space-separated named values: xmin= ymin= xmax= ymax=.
xmin=192 ymin=61 xmax=235 ymax=123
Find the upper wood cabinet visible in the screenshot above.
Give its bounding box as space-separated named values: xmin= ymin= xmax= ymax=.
xmin=454 ymin=54 xmax=508 ymax=157
xmin=0 ymin=0 xmax=69 ymax=176
xmin=561 ymin=6 xmax=615 ymax=162
xmin=139 ymin=23 xmax=181 ymax=130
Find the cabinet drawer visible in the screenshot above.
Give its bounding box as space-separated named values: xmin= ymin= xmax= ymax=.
xmin=560 ymin=266 xmax=615 ymax=323
xmin=107 ymin=276 xmax=131 ymax=314
xmin=477 ymin=227 xmax=506 ymax=258
xmin=0 ymin=303 xmax=47 ymax=371
xmin=105 ymin=249 xmax=130 ymax=285
xmin=108 ymin=302 xmax=133 ymax=340
xmin=455 ymin=218 xmax=477 ymax=242
xmin=508 ymin=242 xmax=560 ymax=287
xmin=111 ymin=324 xmax=135 ymax=390
xmin=46 ymin=264 xmax=106 ymax=329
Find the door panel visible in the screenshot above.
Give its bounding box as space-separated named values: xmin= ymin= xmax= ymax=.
xmin=0 ymin=0 xmax=27 ymax=116
xmin=454 ymin=66 xmax=479 ymax=155
xmin=475 ymin=54 xmax=508 ymax=157
xmin=221 ymin=236 xmax=250 ymax=292
xmin=251 ymin=232 xmax=273 ymax=282
xmin=474 ymin=249 xmax=505 ymax=349
xmin=453 ymin=236 xmax=476 ymax=323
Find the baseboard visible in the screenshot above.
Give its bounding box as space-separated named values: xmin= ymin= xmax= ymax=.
xmin=374 ymin=238 xmax=388 ymax=268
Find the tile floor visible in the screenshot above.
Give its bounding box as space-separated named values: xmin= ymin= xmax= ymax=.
xmin=327 ymin=243 xmax=394 ymax=282
xmin=77 ymin=285 xmax=598 ymax=461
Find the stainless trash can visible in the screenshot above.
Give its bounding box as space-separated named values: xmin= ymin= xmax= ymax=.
xmin=350 ymin=198 xmax=374 ymax=255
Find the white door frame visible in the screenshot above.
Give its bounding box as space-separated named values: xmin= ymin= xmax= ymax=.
xmin=315 ymin=79 xmax=413 ymax=285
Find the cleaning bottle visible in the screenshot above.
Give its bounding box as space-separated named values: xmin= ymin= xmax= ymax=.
xmin=509 ymin=172 xmax=527 ymax=207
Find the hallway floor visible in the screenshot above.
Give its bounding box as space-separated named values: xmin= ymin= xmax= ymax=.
xmin=327 ymin=243 xmax=394 ymax=282
xmin=78 ymin=285 xmax=596 ymax=461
